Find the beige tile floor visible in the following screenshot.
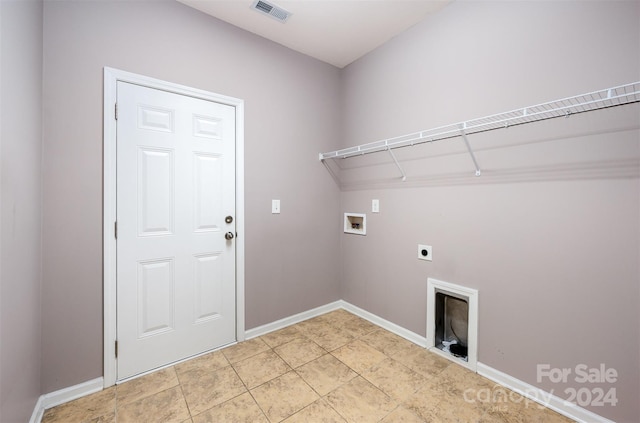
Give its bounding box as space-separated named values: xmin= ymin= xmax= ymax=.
xmin=42 ymin=310 xmax=574 ymax=423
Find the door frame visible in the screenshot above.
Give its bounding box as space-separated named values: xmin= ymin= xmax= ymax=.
xmin=102 ymin=67 xmax=245 ymax=387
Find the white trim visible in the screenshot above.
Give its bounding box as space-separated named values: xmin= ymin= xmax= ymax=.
xmin=103 ymin=67 xmax=245 ymax=387
xmin=30 ymin=378 xmax=104 ymax=423
xmin=477 ymin=363 xmax=615 ymax=423
xmin=103 ymin=67 xmax=118 ymax=388
xmin=37 ymin=302 xmax=613 ymax=423
xmin=245 ymin=300 xmax=611 ymax=423
xmin=29 ymin=397 xmax=44 ymax=423
xmin=235 ymin=99 xmax=246 ymax=344
xmin=245 ymin=299 xmax=428 ymax=347
xmin=245 ymin=301 xmax=344 ymax=339
xmin=426 ymin=277 xmax=478 ymax=372
xmin=340 ymin=301 xmax=427 ymax=347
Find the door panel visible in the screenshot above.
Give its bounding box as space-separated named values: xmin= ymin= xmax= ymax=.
xmin=137 ymin=258 xmax=175 ymax=337
xmin=193 ymin=153 xmax=222 ymax=232
xmin=138 ymin=147 xmax=175 ymax=236
xmin=116 ymin=81 xmax=236 ymax=380
xmin=193 ymin=253 xmax=223 ymax=322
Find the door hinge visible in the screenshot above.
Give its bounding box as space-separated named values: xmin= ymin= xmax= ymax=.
xmin=115 ymin=103 xmax=118 ymax=120
xmin=115 ymin=340 xmax=118 ymax=358
xmin=114 ymin=221 xmax=118 ymax=239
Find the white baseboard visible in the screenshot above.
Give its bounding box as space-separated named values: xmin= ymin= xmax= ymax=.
xmin=477 ymin=363 xmax=614 ymax=423
xmin=244 ymin=300 xmax=428 ymax=348
xmin=339 ymin=301 xmax=427 ymax=347
xmin=245 ymin=300 xmax=344 ymax=339
xmin=30 ymin=377 xmax=103 ymax=423
xmin=246 ymin=300 xmax=613 ymax=423
xmin=29 ymin=397 xmax=45 ymax=423
xmin=33 ymin=302 xmax=614 ymax=423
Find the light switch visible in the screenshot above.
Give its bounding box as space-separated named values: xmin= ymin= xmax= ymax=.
xmin=272 ymin=199 xmax=281 ymax=214
xmin=372 ymin=199 xmax=380 ymax=213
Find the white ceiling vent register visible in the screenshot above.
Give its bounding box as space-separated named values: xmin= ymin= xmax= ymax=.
xmin=251 ymin=0 xmax=291 ymax=23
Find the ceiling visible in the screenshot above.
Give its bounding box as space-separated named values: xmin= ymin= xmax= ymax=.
xmin=177 ymin=0 xmax=451 ymax=68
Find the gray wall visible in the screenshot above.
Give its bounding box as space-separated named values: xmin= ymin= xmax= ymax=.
xmin=0 ymin=0 xmax=44 ymax=421
xmin=8 ymin=1 xmax=638 ymax=422
xmin=339 ymin=1 xmax=639 ymax=422
xmin=41 ymin=0 xmax=341 ymax=393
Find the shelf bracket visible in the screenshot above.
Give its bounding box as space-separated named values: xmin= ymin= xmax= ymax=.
xmin=460 ymin=128 xmax=482 ymax=176
xmin=387 ymin=148 xmax=407 ymax=181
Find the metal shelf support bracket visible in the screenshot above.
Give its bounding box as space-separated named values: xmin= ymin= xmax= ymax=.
xmin=460 ymin=127 xmax=481 ymax=176
xmin=388 ymin=148 xmax=407 ymax=181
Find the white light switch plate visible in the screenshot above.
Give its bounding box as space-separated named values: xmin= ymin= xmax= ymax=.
xmin=372 ymin=199 xmax=380 ymax=213
xmin=272 ymin=199 xmax=280 ymax=214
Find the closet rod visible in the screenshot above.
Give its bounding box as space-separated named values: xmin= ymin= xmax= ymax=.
xmin=319 ymin=81 xmax=640 ymax=162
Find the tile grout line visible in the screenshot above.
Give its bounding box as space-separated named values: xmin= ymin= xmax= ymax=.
xmin=292 ymin=319 xmax=384 ymax=422
xmin=252 ymin=318 xmax=360 ymax=422
xmin=301 ymin=316 xmax=431 ymax=422
xmin=174 ymin=374 xmax=193 ymax=422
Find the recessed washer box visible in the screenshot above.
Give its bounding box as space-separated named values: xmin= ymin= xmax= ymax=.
xmin=344 ymin=213 xmax=366 ymax=235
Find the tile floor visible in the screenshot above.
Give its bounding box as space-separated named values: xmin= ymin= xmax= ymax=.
xmin=42 ymin=310 xmax=574 ymax=423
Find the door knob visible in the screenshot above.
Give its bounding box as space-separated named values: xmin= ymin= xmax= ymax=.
xmin=225 ymin=232 xmax=234 ymax=240
xmin=225 ymin=216 xmax=233 ymax=224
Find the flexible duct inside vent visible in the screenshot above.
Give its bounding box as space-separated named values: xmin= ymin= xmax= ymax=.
xmin=251 ymin=0 xmax=291 ymax=23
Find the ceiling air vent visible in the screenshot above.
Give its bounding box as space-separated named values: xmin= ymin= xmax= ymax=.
xmin=251 ymin=0 xmax=291 ymax=23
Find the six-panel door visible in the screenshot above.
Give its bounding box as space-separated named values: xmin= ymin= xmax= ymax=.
xmin=116 ymin=81 xmax=236 ymax=380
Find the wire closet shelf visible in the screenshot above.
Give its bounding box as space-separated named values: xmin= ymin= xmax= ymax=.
xmin=319 ymin=81 xmax=640 ymax=179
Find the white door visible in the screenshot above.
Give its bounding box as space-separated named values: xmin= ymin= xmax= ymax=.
xmin=116 ymin=81 xmax=236 ymax=380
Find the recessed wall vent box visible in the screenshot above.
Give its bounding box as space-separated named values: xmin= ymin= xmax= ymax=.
xmin=344 ymin=213 xmax=366 ymax=235
xmin=426 ymin=278 xmax=478 ymax=371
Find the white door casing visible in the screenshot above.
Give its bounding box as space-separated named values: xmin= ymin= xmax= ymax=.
xmin=103 ymin=68 xmax=245 ymax=386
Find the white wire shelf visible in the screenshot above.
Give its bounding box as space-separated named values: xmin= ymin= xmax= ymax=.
xmin=319 ymin=81 xmax=640 ymax=178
